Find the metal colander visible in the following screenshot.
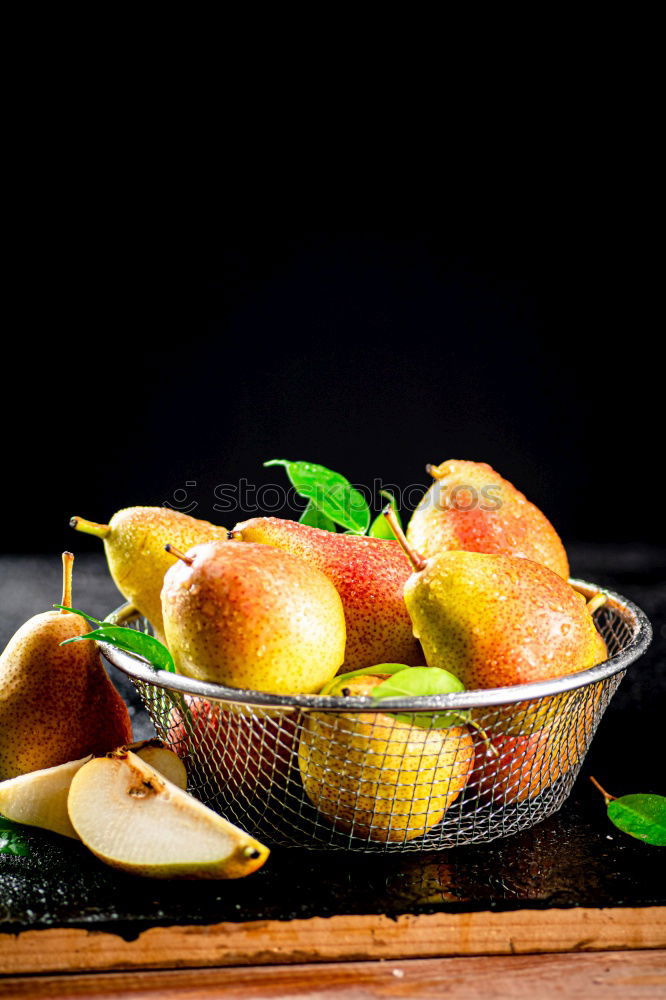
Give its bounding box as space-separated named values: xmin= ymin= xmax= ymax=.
xmin=102 ymin=580 xmax=651 ymax=852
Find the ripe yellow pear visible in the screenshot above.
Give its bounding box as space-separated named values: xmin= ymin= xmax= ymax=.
xmin=0 ymin=554 xmax=132 ymax=780
xmin=70 ymin=507 xmax=228 ymax=640
xmin=161 ymin=540 xmax=346 ymax=694
xmin=407 ymin=459 xmax=569 ymax=578
xmin=68 ymin=751 xmax=269 ymax=879
xmin=299 ymin=674 xmax=474 ymax=842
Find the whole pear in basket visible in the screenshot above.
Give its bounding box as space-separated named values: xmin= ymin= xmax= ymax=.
xmin=468 ymin=684 xmax=604 ymax=801
xmin=299 ymin=674 xmax=474 ymax=842
xmin=168 ymin=697 xmax=298 ymax=799
xmin=385 ymin=509 xmax=607 ymax=732
xmin=0 ymin=553 xmax=132 ymax=780
xmin=70 ymin=507 xmax=228 ymax=640
xmin=231 ymin=517 xmax=422 ymax=672
xmin=161 ymin=540 xmax=346 ymax=694
xmin=406 ymin=459 xmax=569 ymax=578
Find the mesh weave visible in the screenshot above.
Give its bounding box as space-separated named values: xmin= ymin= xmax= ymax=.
xmin=128 ymin=603 xmax=632 ymax=852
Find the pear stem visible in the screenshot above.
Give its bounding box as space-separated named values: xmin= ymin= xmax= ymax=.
xmin=382 ymin=505 xmax=427 ymax=572
xmin=587 ymin=592 xmax=608 ymax=615
xmin=425 ymin=463 xmax=444 ymax=480
xmin=70 ymin=516 xmax=110 ymax=539
xmin=463 ymin=715 xmax=500 ymax=757
xmin=164 ymin=543 xmax=194 ymax=565
xmin=60 ymin=551 xmax=74 ymax=612
xmin=589 ymin=775 xmax=615 ymax=803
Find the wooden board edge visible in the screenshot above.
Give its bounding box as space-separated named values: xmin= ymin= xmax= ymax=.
xmin=3 ymin=951 xmax=666 ymax=1000
xmin=1 ymin=906 xmax=665 ymax=977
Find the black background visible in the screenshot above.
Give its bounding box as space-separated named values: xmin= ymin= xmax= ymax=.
xmin=2 ymin=227 xmax=661 ymax=555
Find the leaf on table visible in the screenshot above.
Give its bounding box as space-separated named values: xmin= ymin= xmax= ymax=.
xmin=0 ymin=817 xmax=30 ymax=856
xmin=590 ymin=777 xmax=666 ymax=847
xmin=608 ymin=794 xmax=666 ymax=846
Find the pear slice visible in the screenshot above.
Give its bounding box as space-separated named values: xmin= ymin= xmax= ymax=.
xmin=0 ymin=742 xmax=187 ymax=841
xmin=68 ymin=751 xmax=269 ymax=879
xmin=0 ymin=755 xmax=92 ymax=838
xmin=126 ymin=740 xmax=188 ymax=790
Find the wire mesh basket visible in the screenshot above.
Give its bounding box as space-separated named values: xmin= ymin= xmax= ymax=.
xmin=102 ymin=580 xmax=651 ymax=853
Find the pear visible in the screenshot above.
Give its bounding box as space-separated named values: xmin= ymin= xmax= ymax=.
xmin=168 ymin=697 xmax=298 ymax=798
xmin=0 ymin=741 xmax=186 ymax=839
xmin=469 ymin=703 xmax=594 ymax=803
xmin=0 ymin=755 xmax=91 ymax=838
xmin=70 ymin=507 xmax=228 ymax=640
xmin=388 ymin=509 xmax=606 ymax=685
xmin=67 ymin=751 xmax=269 ymax=878
xmin=385 ymin=510 xmax=607 ymax=733
xmin=161 ymin=540 xmax=346 ymax=694
xmin=298 ymin=674 xmax=474 ymax=842
xmin=231 ymin=517 xmax=422 ymax=672
xmin=127 ymin=739 xmax=188 ymax=790
xmin=469 ymin=684 xmax=604 ymax=801
xmin=407 ymin=459 xmax=569 ymax=579
xmin=0 ymin=554 xmax=133 ymax=780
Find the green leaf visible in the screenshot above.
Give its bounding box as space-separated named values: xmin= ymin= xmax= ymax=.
xmin=607 ymin=794 xmax=666 ymax=847
xmin=53 ymin=605 xmax=105 ymax=626
xmin=265 ymin=460 xmax=370 ymax=534
xmin=299 ymin=500 xmax=336 ymax=532
xmin=0 ymin=817 xmax=30 ymax=856
xmin=61 ymin=624 xmax=176 ymax=674
xmin=368 ymin=491 xmax=403 ymax=540
xmin=371 ymin=667 xmax=468 ymax=730
xmin=319 ymin=663 xmax=417 ymax=696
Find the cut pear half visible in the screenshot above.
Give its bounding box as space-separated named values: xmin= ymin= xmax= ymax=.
xmin=0 ymin=755 xmax=92 ymax=838
xmin=68 ymin=751 xmax=269 ymax=879
xmin=0 ymin=742 xmax=187 ymax=841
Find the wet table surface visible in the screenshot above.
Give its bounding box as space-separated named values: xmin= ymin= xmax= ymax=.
xmin=0 ymin=546 xmax=664 ymax=953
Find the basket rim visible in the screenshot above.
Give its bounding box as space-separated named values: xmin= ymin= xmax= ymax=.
xmin=101 ymin=578 xmax=652 ymax=714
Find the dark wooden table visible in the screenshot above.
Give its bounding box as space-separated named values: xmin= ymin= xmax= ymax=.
xmin=1 ymin=547 xmax=665 ymax=997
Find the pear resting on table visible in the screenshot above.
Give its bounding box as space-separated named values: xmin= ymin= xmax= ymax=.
xmin=0 ymin=553 xmax=132 ymax=781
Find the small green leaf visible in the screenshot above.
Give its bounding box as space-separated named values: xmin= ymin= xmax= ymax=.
xmin=299 ymin=500 xmax=336 ymax=532
xmin=319 ymin=663 xmax=416 ymax=696
xmin=61 ymin=624 xmax=176 ymax=674
xmin=372 ymin=667 xmax=468 ymax=729
xmin=0 ymin=817 xmax=30 ymax=856
xmin=53 ymin=605 xmax=105 ymax=626
xmin=368 ymin=491 xmax=403 ymax=540
xmin=265 ymin=460 xmax=370 ymax=534
xmin=590 ymin=777 xmax=666 ymax=847
xmin=607 ymin=794 xmax=666 ymax=846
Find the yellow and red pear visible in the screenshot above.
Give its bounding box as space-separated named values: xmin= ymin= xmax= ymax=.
xmin=231 ymin=517 xmax=422 ymax=672
xmin=70 ymin=507 xmax=228 ymax=640
xmin=386 ymin=508 xmax=607 ymax=690
xmin=0 ymin=554 xmax=132 ymax=779
xmin=406 ymin=459 xmax=569 ymax=579
xmin=161 ymin=540 xmax=346 ymax=694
